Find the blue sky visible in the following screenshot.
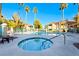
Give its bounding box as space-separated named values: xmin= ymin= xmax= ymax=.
xmin=1 ymin=3 xmax=78 ymax=26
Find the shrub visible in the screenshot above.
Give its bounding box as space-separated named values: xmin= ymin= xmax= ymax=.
xmin=76 ymin=28 xmax=79 ymax=33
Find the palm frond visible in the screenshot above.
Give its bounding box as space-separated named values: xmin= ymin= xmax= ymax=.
xmin=25 ymin=6 xmax=30 ymax=13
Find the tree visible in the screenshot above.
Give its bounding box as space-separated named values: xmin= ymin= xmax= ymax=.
xmin=0 ymin=18 xmax=6 ymax=24
xmin=18 ymin=3 xmax=24 ymax=24
xmin=7 ymin=20 xmax=16 ymax=29
xmin=59 ymin=3 xmax=68 ymax=21
xmin=12 ymin=13 xmax=20 ymax=27
xmin=59 ymin=3 xmax=68 ymax=32
xmin=73 ymin=3 xmax=79 ymax=33
xmin=33 ymin=7 xmax=38 ymax=20
xmin=0 ymin=19 xmax=3 ymax=24
xmin=18 ymin=3 xmax=24 ymax=6
xmin=74 ymin=3 xmax=79 ymax=15
xmin=18 ymin=3 xmax=24 ymax=15
xmin=25 ymin=6 xmax=30 ymax=23
xmin=33 ymin=19 xmax=42 ymax=30
xmin=0 ymin=3 xmax=2 ymax=14
xmin=6 ymin=20 xmax=16 ymax=34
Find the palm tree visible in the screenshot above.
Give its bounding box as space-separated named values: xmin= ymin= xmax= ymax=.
xmin=7 ymin=20 xmax=15 ymax=29
xmin=59 ymin=3 xmax=68 ymax=32
xmin=74 ymin=3 xmax=79 ymax=25
xmin=0 ymin=3 xmax=2 ymax=24
xmin=59 ymin=3 xmax=68 ymax=21
xmin=12 ymin=13 xmax=20 ymax=27
xmin=18 ymin=3 xmax=24 ymax=21
xmin=6 ymin=20 xmax=16 ymax=35
xmin=73 ymin=3 xmax=79 ymax=31
xmin=18 ymin=3 xmax=24 ymax=14
xmin=17 ymin=20 xmax=24 ymax=32
xmin=74 ymin=3 xmax=79 ymax=15
xmin=25 ymin=6 xmax=30 ymax=23
xmin=33 ymin=7 xmax=38 ymax=20
xmin=18 ymin=3 xmax=24 ymax=6
xmin=0 ymin=3 xmax=2 ymax=14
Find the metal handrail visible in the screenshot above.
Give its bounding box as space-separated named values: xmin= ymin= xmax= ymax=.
xmin=49 ymin=33 xmax=66 ymax=45
xmin=49 ymin=34 xmax=61 ymax=39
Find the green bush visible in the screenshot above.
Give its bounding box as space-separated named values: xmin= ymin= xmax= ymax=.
xmin=76 ymin=28 xmax=79 ymax=33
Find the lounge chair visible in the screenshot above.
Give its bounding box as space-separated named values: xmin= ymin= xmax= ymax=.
xmin=0 ymin=35 xmax=17 ymax=44
xmin=2 ymin=35 xmax=12 ymax=43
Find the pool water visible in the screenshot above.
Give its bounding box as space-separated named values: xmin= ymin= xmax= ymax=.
xmin=34 ymin=30 xmax=61 ymax=35
xmin=18 ymin=37 xmax=53 ymax=51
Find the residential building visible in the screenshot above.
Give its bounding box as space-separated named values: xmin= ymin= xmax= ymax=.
xmin=45 ymin=20 xmax=77 ymax=32
xmin=74 ymin=14 xmax=79 ymax=28
xmin=60 ymin=20 xmax=77 ymax=32
xmin=45 ymin=22 xmax=60 ymax=32
xmin=23 ymin=24 xmax=33 ymax=31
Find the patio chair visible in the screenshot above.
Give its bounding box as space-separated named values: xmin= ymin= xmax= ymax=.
xmin=0 ymin=35 xmax=17 ymax=44
xmin=2 ymin=35 xmax=10 ymax=43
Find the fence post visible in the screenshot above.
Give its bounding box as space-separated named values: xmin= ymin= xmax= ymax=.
xmin=63 ymin=33 xmax=66 ymax=45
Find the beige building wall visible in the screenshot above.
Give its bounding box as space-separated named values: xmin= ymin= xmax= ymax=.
xmin=24 ymin=24 xmax=33 ymax=31
xmin=45 ymin=22 xmax=59 ymax=32
xmin=76 ymin=15 xmax=79 ymax=28
xmin=46 ymin=20 xmax=76 ymax=32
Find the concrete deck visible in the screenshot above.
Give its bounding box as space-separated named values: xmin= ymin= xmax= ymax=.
xmin=0 ymin=33 xmax=79 ymax=56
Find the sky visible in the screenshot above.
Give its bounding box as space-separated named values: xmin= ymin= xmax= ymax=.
xmin=1 ymin=3 xmax=78 ymax=26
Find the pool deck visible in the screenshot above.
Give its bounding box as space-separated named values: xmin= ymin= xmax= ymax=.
xmin=0 ymin=33 xmax=79 ymax=56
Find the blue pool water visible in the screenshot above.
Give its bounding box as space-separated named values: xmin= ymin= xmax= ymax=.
xmin=34 ymin=30 xmax=61 ymax=35
xmin=18 ymin=37 xmax=53 ymax=51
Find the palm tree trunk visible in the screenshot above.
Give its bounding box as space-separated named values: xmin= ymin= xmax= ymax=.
xmin=78 ymin=4 xmax=79 ymax=15
xmin=62 ymin=9 xmax=64 ymax=21
xmin=25 ymin=12 xmax=28 ymax=23
xmin=34 ymin=13 xmax=36 ymax=30
xmin=0 ymin=3 xmax=2 ymax=14
xmin=34 ymin=13 xmax=36 ymax=20
xmin=18 ymin=6 xmax=20 ymax=17
xmin=62 ymin=9 xmax=64 ymax=31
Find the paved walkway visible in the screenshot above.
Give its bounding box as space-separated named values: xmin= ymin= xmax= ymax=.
xmin=0 ymin=33 xmax=79 ymax=56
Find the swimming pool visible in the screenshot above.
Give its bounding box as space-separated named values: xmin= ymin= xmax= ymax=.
xmin=34 ymin=31 xmax=61 ymax=36
xmin=18 ymin=37 xmax=53 ymax=51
